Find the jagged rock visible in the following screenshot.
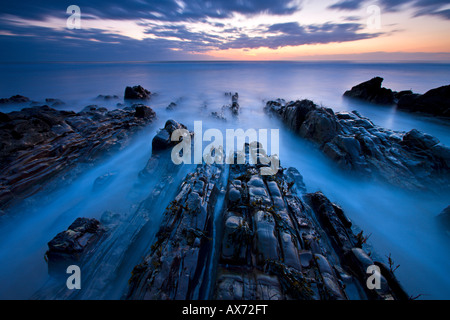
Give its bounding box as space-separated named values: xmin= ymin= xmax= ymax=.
xmin=152 ymin=119 xmax=188 ymax=153
xmin=45 ymin=218 xmax=105 ymax=276
xmin=124 ymin=85 xmax=151 ymax=100
xmin=265 ymin=99 xmax=450 ymax=192
xmin=344 ymin=77 xmax=395 ymax=105
xmin=211 ymin=150 xmax=407 ymax=300
xmin=133 ymin=104 xmax=156 ymax=119
xmin=231 ymin=92 xmax=239 ymax=115
xmin=345 ymin=78 xmax=450 ymax=117
xmin=126 ymin=164 xmax=223 ymax=300
xmin=397 ymin=85 xmax=450 ymax=117
xmin=0 ymin=95 xmax=30 ymax=104
xmin=40 ymin=145 xmax=407 ymax=300
xmin=401 ymin=129 xmax=440 ymax=150
xmin=224 ymin=92 xmax=240 ymax=115
xmin=0 ymin=104 xmax=156 ymax=209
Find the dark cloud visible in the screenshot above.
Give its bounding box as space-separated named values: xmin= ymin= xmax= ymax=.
xmin=220 ymin=22 xmax=380 ymax=50
xmin=328 ymin=0 xmax=450 ymax=20
xmin=0 ymin=0 xmax=387 ymax=61
xmin=0 ymin=18 xmax=382 ymax=61
xmin=328 ymin=0 xmax=361 ymax=10
xmin=0 ymin=0 xmax=302 ymax=21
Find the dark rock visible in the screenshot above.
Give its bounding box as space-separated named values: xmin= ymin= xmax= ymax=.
xmin=394 ymin=90 xmax=413 ymax=100
xmin=231 ymin=92 xmax=239 ymax=115
xmin=124 ymin=85 xmax=151 ymax=100
xmin=344 ymin=77 xmax=395 ymax=105
xmin=133 ymin=104 xmax=156 ymax=119
xmin=126 ymin=164 xmax=223 ymax=300
xmin=397 ymin=85 xmax=450 ymax=117
xmin=401 ymin=129 xmax=440 ymax=150
xmin=152 ymin=119 xmax=188 ymax=153
xmin=0 ymin=104 xmax=156 ymax=209
xmin=265 ymin=99 xmax=450 ymax=192
xmin=224 ymin=92 xmax=240 ymax=116
xmin=46 ymin=218 xmax=105 ymax=276
xmin=0 ymin=112 xmax=11 ymax=122
xmin=81 ymin=105 xmax=99 ymax=113
xmin=0 ymin=95 xmax=30 ymax=104
xmin=40 ymin=144 xmax=407 ymax=300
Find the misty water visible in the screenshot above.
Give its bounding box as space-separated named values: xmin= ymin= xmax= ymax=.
xmin=0 ymin=61 xmax=449 ymax=299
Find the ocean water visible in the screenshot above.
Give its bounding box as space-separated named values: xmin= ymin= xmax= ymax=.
xmin=0 ymin=61 xmax=449 ymax=299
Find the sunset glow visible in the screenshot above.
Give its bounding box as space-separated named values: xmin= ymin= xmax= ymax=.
xmin=0 ymin=1 xmax=449 ymax=61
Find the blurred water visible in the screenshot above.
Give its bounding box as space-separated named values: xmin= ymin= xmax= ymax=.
xmin=0 ymin=62 xmax=449 ymax=299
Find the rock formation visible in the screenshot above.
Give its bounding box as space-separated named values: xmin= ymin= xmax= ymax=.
xmin=124 ymin=85 xmax=151 ymax=100
xmin=0 ymin=104 xmax=156 ymax=208
xmin=344 ymin=78 xmax=450 ymax=117
xmin=397 ymin=85 xmax=450 ymax=117
xmin=344 ymin=77 xmax=395 ymax=105
xmin=265 ymin=99 xmax=450 ymax=192
xmin=123 ymin=147 xmax=408 ymax=300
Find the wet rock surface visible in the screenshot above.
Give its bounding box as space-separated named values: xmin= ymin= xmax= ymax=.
xmin=123 ymin=149 xmax=407 ymax=300
xmin=0 ymin=104 xmax=156 ymax=208
xmin=37 ymin=143 xmax=408 ymax=300
xmin=126 ymin=164 xmax=224 ymax=299
xmin=397 ymin=85 xmax=450 ymax=117
xmin=34 ymin=124 xmax=187 ymax=299
xmin=45 ymin=218 xmax=105 ymax=277
xmin=213 ymin=160 xmax=406 ymax=300
xmin=124 ymin=85 xmax=151 ymax=100
xmin=265 ymin=99 xmax=450 ymax=192
xmin=0 ymin=95 xmax=31 ymax=104
xmin=151 ymin=119 xmax=189 ymax=153
xmin=344 ymin=77 xmax=395 ymax=105
xmin=211 ymin=92 xmax=240 ymax=121
xmin=344 ymin=78 xmax=450 ymax=117
xmin=140 ymin=119 xmax=190 ymax=180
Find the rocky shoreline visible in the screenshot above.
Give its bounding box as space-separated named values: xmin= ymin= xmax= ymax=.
xmin=265 ymin=99 xmax=450 ymax=192
xmin=1 ymin=84 xmax=448 ymax=300
xmin=343 ymin=77 xmax=450 ymax=117
xmin=41 ymin=142 xmax=409 ymax=300
xmin=0 ymin=103 xmax=156 ymax=209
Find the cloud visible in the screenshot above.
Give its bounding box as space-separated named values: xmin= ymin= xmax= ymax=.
xmin=0 ymin=0 xmax=303 ymax=21
xmin=328 ymin=0 xmax=450 ymax=20
xmin=0 ymin=0 xmax=387 ymax=61
xmin=219 ymin=22 xmax=380 ymax=50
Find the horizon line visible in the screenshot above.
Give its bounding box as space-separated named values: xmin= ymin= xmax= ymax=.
xmin=1 ymin=59 xmax=450 ymax=64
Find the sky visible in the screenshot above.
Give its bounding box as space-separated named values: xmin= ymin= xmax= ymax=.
xmin=0 ymin=0 xmax=449 ymax=61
